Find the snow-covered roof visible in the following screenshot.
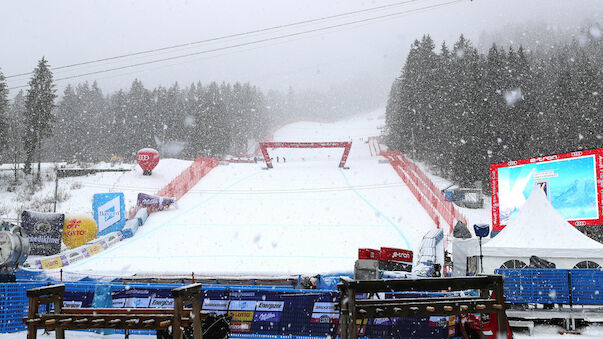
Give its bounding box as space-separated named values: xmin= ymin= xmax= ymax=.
xmin=483 ymin=188 xmax=603 ymax=258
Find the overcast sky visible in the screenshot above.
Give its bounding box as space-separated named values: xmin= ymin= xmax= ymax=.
xmin=1 ymin=0 xmax=602 ymax=100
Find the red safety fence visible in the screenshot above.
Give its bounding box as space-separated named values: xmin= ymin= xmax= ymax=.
xmin=381 ymin=150 xmax=467 ymax=233
xmin=128 ymin=156 xmax=219 ymax=219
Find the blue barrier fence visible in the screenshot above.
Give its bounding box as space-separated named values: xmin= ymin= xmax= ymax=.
xmin=0 ymin=280 xmax=458 ymax=338
xmin=496 ymin=269 xmax=603 ymax=305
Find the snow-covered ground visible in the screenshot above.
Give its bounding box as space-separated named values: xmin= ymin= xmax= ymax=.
xmin=2 ymin=109 xmax=492 ymax=278
xmin=0 ymin=159 xmax=192 ymax=220
xmin=61 ymin=109 xmax=439 ymax=277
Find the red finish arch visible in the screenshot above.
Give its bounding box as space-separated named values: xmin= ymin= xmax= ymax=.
xmin=259 ymin=141 xmax=352 ymax=169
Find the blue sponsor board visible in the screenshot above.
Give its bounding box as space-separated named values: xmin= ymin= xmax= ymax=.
xmin=92 ymin=193 xmax=126 ymax=236
xmin=253 ymin=311 xmax=281 ymax=323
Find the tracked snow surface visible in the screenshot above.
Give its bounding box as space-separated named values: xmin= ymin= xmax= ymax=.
xmin=63 ymin=110 xmax=440 ymax=278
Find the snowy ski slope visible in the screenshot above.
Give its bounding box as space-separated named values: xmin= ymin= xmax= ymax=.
xmin=64 ymin=110 xmax=437 ymax=277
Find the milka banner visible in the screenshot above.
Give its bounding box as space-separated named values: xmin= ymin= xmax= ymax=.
xmin=21 ymin=210 xmax=64 ymax=256
xmin=136 ymin=193 xmax=176 ymax=210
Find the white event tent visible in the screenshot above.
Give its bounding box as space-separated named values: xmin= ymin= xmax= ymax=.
xmin=482 ymin=188 xmax=603 ymax=273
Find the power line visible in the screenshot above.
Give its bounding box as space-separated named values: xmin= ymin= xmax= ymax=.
xmin=7 ymin=0 xmax=466 ymax=90
xmin=5 ymin=0 xmax=428 ymax=79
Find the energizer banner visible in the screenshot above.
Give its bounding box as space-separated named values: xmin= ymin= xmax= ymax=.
xmin=93 ymin=192 xmax=126 ymax=236
xmin=21 ymin=210 xmax=65 ymax=256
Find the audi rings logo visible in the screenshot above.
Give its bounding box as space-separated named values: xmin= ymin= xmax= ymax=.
xmin=137 ymin=154 xmax=150 ymax=161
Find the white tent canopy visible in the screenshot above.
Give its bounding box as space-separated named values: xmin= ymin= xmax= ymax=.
xmin=482 ymin=188 xmax=603 ymax=272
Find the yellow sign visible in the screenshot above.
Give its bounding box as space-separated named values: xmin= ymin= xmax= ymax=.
xmin=63 ymin=214 xmax=98 ymax=249
xmin=86 ymin=243 xmax=105 ymax=256
xmin=41 ymin=256 xmax=63 ymax=270
xmin=228 ymin=311 xmax=254 ymax=322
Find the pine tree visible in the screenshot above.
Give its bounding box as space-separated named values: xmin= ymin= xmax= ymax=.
xmin=23 ymin=57 xmax=57 ymax=177
xmin=125 ymin=79 xmax=154 ymax=153
xmin=6 ymin=91 xmax=26 ymax=181
xmin=0 ymin=68 xmax=8 ymax=156
xmin=55 ymin=85 xmax=82 ymax=162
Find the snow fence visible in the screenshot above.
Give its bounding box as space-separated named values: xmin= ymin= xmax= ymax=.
xmin=381 ymin=150 xmax=467 ymax=233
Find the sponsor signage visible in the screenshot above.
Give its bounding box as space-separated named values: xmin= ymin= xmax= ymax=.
xmin=373 ymin=318 xmax=398 ymax=326
xmin=253 ymin=311 xmax=282 ymax=323
xmin=230 ymin=321 xmax=251 ymax=332
xmin=149 ymin=297 xmax=173 ymax=308
xmin=429 ymin=316 xmax=449 ymax=327
xmin=112 ymin=289 xmax=152 ymax=308
xmin=310 ymin=312 xmax=339 ymax=324
xmin=311 ymin=301 xmax=339 ymax=324
xmin=86 ymin=243 xmax=105 ymax=256
xmin=93 ymin=193 xmax=126 ymax=235
xmin=202 ymin=299 xmax=229 ymax=311
xmin=312 ymin=302 xmax=337 ymax=313
xmin=63 ymin=301 xmax=83 ymax=308
xmin=40 ymin=256 xmax=63 ymax=269
xmin=379 ymin=247 xmax=413 ymax=264
xmin=228 ymin=311 xmax=255 ymax=322
xmin=358 ymin=248 xmax=380 ymax=260
xmin=229 ymin=300 xmax=257 ymax=311
xmin=255 ymin=301 xmax=284 ymax=312
xmin=490 ymin=148 xmax=603 ymax=230
xmin=112 ymin=298 xmax=126 ymax=308
xmin=21 ymin=210 xmax=65 ymax=256
xmin=137 ymin=193 xmax=176 ymax=210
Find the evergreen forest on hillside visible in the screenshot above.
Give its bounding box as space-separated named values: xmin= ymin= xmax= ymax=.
xmin=0 ymin=71 xmax=373 ymax=173
xmin=385 ymin=29 xmax=602 ymax=190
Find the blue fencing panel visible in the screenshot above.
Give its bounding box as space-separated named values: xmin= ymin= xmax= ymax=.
xmin=0 ymin=282 xmax=46 ymax=333
xmin=570 ymin=269 xmax=603 ymax=305
xmin=496 ymin=269 xmax=533 ymax=303
xmin=531 ymin=269 xmax=570 ymax=304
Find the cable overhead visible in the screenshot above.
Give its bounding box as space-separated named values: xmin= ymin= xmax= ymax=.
xmin=6 ymin=0 xmax=429 ymax=79
xmin=7 ymin=0 xmax=466 ymax=90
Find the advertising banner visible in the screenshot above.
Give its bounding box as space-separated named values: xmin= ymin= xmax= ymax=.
xmin=93 ymin=193 xmax=126 ymax=236
xmin=136 ymin=193 xmax=176 ymax=210
xmin=111 ymin=288 xmax=153 ymax=308
xmin=379 ymin=247 xmax=414 ymax=272
xmin=253 ymin=311 xmax=282 ymax=323
xmin=379 ymin=247 xmax=414 ymax=263
xmin=21 ymin=210 xmax=65 ymax=256
xmin=490 ymin=148 xmax=603 ymax=231
xmin=81 ymin=286 xmax=451 ymax=338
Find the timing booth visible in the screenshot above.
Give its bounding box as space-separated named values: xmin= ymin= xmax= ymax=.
xmin=481 ymin=189 xmax=603 ymax=273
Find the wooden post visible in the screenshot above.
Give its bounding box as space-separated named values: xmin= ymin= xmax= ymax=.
xmin=349 ymin=286 xmax=357 ymax=339
xmin=27 ymin=294 xmax=38 ymax=339
xmin=192 ymin=293 xmax=203 ymax=339
xmin=54 ymin=291 xmax=65 ymax=339
xmin=172 ymin=295 xmax=183 ymax=339
xmin=494 ymin=278 xmax=508 ymax=338
xmin=340 ymin=287 xmax=348 ymax=339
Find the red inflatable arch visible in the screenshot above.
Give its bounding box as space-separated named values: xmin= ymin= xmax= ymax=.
xmin=259 ymin=141 xmax=352 ymax=169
